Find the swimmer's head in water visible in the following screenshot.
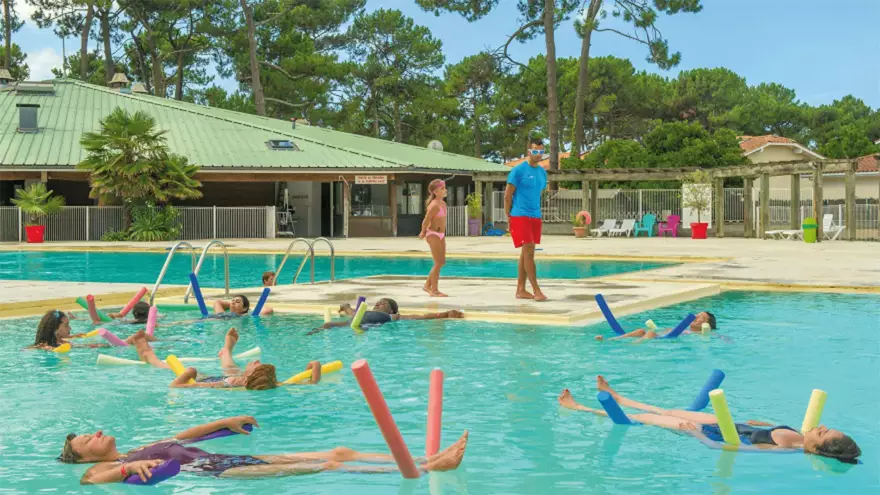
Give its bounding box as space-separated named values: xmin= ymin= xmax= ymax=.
xmin=131 ymin=301 xmax=150 ymax=323
xmin=803 ymin=425 xmax=861 ymax=464
xmin=262 ymin=271 xmax=276 ymax=286
xmin=35 ymin=310 xmax=70 ymax=347
xmin=691 ymin=311 xmax=717 ymax=330
xmin=244 ymin=362 xmax=278 ymax=390
xmin=374 ymin=298 xmax=399 ymax=315
xmin=59 ymin=431 xmax=118 ymax=463
xmin=230 ymin=295 xmax=250 ymax=315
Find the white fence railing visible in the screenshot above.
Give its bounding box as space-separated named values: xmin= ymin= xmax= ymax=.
xmin=446 ymin=205 xmax=468 ymax=237
xmin=0 ymin=206 xmax=275 ymax=242
xmin=492 ymin=189 xmax=682 ymax=225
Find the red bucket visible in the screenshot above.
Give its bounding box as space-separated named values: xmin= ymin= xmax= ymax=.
xmin=25 ymin=225 xmax=46 ymax=243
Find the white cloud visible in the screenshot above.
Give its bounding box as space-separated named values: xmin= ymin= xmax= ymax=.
xmin=16 ymin=1 xmax=38 ymax=22
xmin=26 ymin=47 xmax=63 ymax=81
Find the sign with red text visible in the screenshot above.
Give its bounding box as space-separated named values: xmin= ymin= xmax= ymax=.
xmin=355 ymin=175 xmax=388 ymax=185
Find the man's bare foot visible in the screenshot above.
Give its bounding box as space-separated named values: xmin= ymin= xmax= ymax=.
xmin=515 ymin=290 xmax=534 ymax=300
xmin=558 ymin=389 xmax=578 ymax=409
xmin=423 ymin=286 xmax=436 ymax=296
xmin=596 ymin=375 xmax=615 ymax=396
xmin=533 ymin=291 xmax=548 ymax=302
xmin=595 ymin=335 xmax=604 ymax=341
xmin=421 ymin=431 xmax=468 ymax=471
xmin=431 ymin=290 xmax=448 ymax=297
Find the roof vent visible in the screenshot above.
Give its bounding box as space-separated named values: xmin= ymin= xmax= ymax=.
xmin=109 ymin=72 xmax=130 ymax=91
xmin=131 ymin=82 xmax=149 ymax=94
xmin=0 ymin=68 xmax=12 ymax=87
xmin=16 ymin=103 xmax=40 ymax=133
xmin=266 ymin=139 xmax=299 ymax=151
xmin=15 ymin=81 xmax=55 ymax=95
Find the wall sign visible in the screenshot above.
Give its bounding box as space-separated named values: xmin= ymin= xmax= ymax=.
xmin=355 ymin=175 xmax=388 ymax=185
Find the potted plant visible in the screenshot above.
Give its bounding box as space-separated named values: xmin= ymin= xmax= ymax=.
xmin=571 ymin=211 xmax=590 ymax=238
xmin=11 ymin=183 xmax=66 ymax=243
xmin=681 ymin=170 xmax=712 ymax=240
xmin=465 ymin=192 xmax=482 ymax=236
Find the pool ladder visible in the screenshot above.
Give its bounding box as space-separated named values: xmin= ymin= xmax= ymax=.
xmin=150 ymin=240 xmax=231 ymax=304
xmin=273 ymin=237 xmax=336 ymax=285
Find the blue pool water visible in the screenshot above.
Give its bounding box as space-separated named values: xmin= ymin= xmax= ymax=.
xmin=0 ymin=291 xmax=877 ymax=494
xmin=0 ymin=251 xmax=671 ymax=287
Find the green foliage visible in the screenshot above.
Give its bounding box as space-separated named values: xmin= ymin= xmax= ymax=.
xmin=10 ymin=183 xmax=66 ymax=225
xmin=101 ymin=229 xmax=131 ymax=242
xmin=78 ymin=108 xmax=202 ymax=207
xmin=571 ymin=212 xmax=585 ymax=227
xmin=465 ymin=192 xmax=482 ymax=219
xmin=810 ymin=96 xmax=880 ymax=158
xmin=579 ymin=139 xmax=650 ymax=169
xmin=129 ymin=204 xmax=181 ymax=241
xmin=680 ymin=169 xmax=712 ymax=223
xmin=0 ymin=44 xmax=29 ymax=80
xmin=644 ymin=122 xmax=746 ymax=168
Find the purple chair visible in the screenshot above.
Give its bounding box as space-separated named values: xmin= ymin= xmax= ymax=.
xmin=658 ymin=215 xmax=680 ymax=237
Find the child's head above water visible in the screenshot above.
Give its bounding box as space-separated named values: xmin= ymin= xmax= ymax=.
xmin=262 ymin=271 xmax=276 ymax=286
xmin=373 ymin=298 xmax=399 ymax=315
xmin=131 ymin=302 xmax=150 ymax=323
xmin=230 ymin=295 xmax=250 ymax=315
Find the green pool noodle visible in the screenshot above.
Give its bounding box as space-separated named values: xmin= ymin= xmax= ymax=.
xmin=76 ymin=296 xmax=112 ymax=322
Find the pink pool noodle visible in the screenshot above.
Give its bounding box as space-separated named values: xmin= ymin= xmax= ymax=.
xmin=145 ymin=305 xmax=158 ymax=336
xmin=426 ymin=369 xmax=444 ymax=456
xmin=98 ymin=328 xmax=128 ymax=347
xmin=86 ymin=295 xmax=101 ymax=324
xmin=118 ymin=287 xmax=148 ymax=317
xmin=351 ymin=359 xmax=420 ymax=479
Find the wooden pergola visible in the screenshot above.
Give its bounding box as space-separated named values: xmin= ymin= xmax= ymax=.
xmin=473 ymin=158 xmax=865 ymax=242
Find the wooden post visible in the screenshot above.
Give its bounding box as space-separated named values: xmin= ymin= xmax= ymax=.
xmin=743 ymin=177 xmax=754 ymax=238
xmin=581 ymin=180 xmax=590 ymax=235
xmin=474 ymin=180 xmax=484 ymax=235
xmin=389 ymin=182 xmax=398 ymax=237
xmin=590 ymin=180 xmax=599 ymax=229
xmin=845 ymin=161 xmax=856 ymax=241
xmin=790 ymin=174 xmax=800 ymax=230
xmin=812 ymin=163 xmax=823 ymax=242
xmin=714 ymin=178 xmax=725 ymax=238
xmin=759 ymin=173 xmax=770 ymax=239
xmin=343 ymin=180 xmax=350 ymax=238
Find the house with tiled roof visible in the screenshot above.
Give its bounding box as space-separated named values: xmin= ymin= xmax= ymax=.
xmin=0 ymin=79 xmax=507 ymax=237
xmin=739 ymin=135 xmax=825 ymax=163
xmin=502 ymin=151 xmax=589 ymax=170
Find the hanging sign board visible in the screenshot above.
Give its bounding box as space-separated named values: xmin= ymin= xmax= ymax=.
xmin=355 ymin=175 xmax=388 ymax=185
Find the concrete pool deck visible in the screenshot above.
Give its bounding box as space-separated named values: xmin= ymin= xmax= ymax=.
xmin=1 ymin=236 xmax=877 ymax=320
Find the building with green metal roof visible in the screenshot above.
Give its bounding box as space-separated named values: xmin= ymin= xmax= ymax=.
xmin=0 ymin=79 xmax=507 ymax=237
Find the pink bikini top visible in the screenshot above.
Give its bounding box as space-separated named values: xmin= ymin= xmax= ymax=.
xmin=435 ymin=203 xmax=447 ymax=218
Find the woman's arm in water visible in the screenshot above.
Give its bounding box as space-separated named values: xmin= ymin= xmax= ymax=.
xmin=399 ymin=309 xmax=464 ymax=321
xmin=213 ymin=300 xmax=231 ymax=314
xmin=172 ymin=416 xmax=259 ymax=441
xmin=169 ymin=368 xmax=223 ymax=388
xmin=81 ymin=460 xmax=165 ymax=485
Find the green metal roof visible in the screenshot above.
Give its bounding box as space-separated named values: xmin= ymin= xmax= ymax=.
xmin=0 ymin=80 xmax=507 ymax=173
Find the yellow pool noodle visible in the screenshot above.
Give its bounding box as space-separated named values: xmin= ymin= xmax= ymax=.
xmin=166 ymin=355 xmax=195 ymax=384
xmin=350 ymin=303 xmax=368 ymax=333
xmin=53 ymin=343 xmax=71 ymax=353
xmin=801 ymin=389 xmax=827 ymax=433
xmin=83 ymin=330 xmax=100 ymax=338
xmin=709 ymin=389 xmax=740 ymax=446
xmin=282 ymin=360 xmax=343 ymax=385
xmin=324 ymin=306 xmax=333 ymax=323
xmin=701 ymin=323 xmax=711 ymax=335
xmin=645 ymin=319 xmax=657 ymax=331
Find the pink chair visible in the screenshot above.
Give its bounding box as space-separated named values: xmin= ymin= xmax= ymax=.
xmin=658 ymin=215 xmax=680 ymax=237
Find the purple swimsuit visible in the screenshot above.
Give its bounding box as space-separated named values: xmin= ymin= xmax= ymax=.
xmin=123 ymin=441 xmax=266 ymax=476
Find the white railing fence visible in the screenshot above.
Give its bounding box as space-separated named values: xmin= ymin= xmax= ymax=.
xmin=446 ymin=205 xmax=468 ymax=237
xmin=0 ymin=206 xmax=274 ymax=242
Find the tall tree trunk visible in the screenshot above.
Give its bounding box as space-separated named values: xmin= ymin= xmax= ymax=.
xmin=2 ymin=0 xmax=10 ymax=70
xmin=472 ymin=95 xmax=482 ymax=158
xmin=80 ymin=2 xmax=95 ymax=80
xmin=130 ymin=32 xmax=151 ymax=92
xmin=573 ymin=1 xmax=601 ymax=157
xmin=240 ymin=0 xmax=266 ymax=115
xmin=99 ymin=9 xmax=114 ymax=82
xmin=372 ymin=90 xmax=380 ymax=138
xmin=143 ymin=31 xmax=164 ymax=96
xmin=543 ymin=0 xmax=560 ymax=171
xmin=175 ymin=52 xmax=184 ymax=100
xmin=393 ymin=100 xmax=403 ymax=142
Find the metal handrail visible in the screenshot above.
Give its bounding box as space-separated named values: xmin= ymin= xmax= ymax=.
xmin=184 ymin=240 xmax=230 ymax=303
xmin=273 ymin=237 xmax=314 ymax=285
xmin=150 ymin=241 xmax=197 ymax=304
xmin=310 ymin=237 xmax=336 ymax=282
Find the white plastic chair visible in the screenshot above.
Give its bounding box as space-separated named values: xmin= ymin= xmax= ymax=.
xmin=823 ymin=214 xmax=845 ymax=240
xmin=609 ymin=219 xmax=635 ymax=237
xmin=591 ymin=219 xmax=617 ymax=237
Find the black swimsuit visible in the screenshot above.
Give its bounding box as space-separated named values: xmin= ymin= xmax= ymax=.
xmin=360 ymin=311 xmax=392 ymax=326
xmin=701 ymin=424 xmax=797 ymax=445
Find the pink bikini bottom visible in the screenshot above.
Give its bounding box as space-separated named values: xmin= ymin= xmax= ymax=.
xmin=425 ymin=229 xmax=445 ymax=240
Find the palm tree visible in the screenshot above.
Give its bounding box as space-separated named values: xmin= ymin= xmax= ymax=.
xmin=11 ymin=183 xmax=66 ymax=225
xmin=78 ymin=107 xmax=202 ymax=225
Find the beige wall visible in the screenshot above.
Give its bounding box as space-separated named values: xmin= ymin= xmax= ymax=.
xmin=745 ymin=146 xmax=809 ymax=164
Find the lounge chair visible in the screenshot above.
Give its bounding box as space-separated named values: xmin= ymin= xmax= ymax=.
xmin=591 ymin=219 xmax=617 ymax=237
xmin=823 ymin=214 xmax=845 ymax=240
xmin=765 ymin=229 xmax=802 ymax=240
xmin=657 ymin=215 xmax=680 ymax=237
xmin=609 ymin=219 xmax=635 ymax=237
xmin=634 ymin=214 xmax=656 ymax=237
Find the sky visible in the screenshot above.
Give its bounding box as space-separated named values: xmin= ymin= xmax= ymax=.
xmin=13 ymin=0 xmax=880 ymax=108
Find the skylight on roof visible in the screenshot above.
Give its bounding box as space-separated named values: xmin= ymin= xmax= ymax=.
xmin=266 ymin=139 xmax=299 ymax=151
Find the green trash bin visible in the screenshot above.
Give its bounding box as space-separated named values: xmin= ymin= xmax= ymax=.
xmin=802 ymin=217 xmax=817 ymax=243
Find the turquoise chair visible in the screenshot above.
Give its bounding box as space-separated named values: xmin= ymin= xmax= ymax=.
xmin=634 ymin=214 xmax=656 ymax=237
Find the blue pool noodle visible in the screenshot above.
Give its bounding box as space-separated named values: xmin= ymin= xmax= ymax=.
xmin=659 ymin=314 xmax=697 ymax=339
xmin=594 ymin=294 xmax=626 ymax=335
xmin=597 ymin=392 xmax=639 ymax=425
xmin=188 ymin=273 xmax=209 ymax=317
xmin=688 ymin=369 xmax=725 ymax=411
xmin=251 ymin=287 xmax=270 ymax=316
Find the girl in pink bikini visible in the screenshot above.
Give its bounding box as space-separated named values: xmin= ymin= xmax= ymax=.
xmin=419 ymin=179 xmax=448 ymax=297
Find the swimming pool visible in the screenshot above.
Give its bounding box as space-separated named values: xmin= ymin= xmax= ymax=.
xmin=1 ymin=291 xmax=876 ymax=494
xmin=0 ymin=251 xmax=671 ymax=287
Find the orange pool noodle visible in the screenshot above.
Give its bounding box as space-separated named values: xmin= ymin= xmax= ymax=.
xmin=426 ymin=369 xmax=444 ymax=456
xmin=351 ymin=359 xmax=420 ymax=479
xmin=118 ymin=287 xmax=148 ymax=317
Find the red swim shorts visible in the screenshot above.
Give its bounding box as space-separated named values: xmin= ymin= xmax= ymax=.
xmin=509 ymin=216 xmax=542 ymax=248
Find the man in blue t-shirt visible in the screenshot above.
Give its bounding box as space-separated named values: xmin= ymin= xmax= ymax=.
xmin=504 ymin=137 xmax=548 ymax=301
